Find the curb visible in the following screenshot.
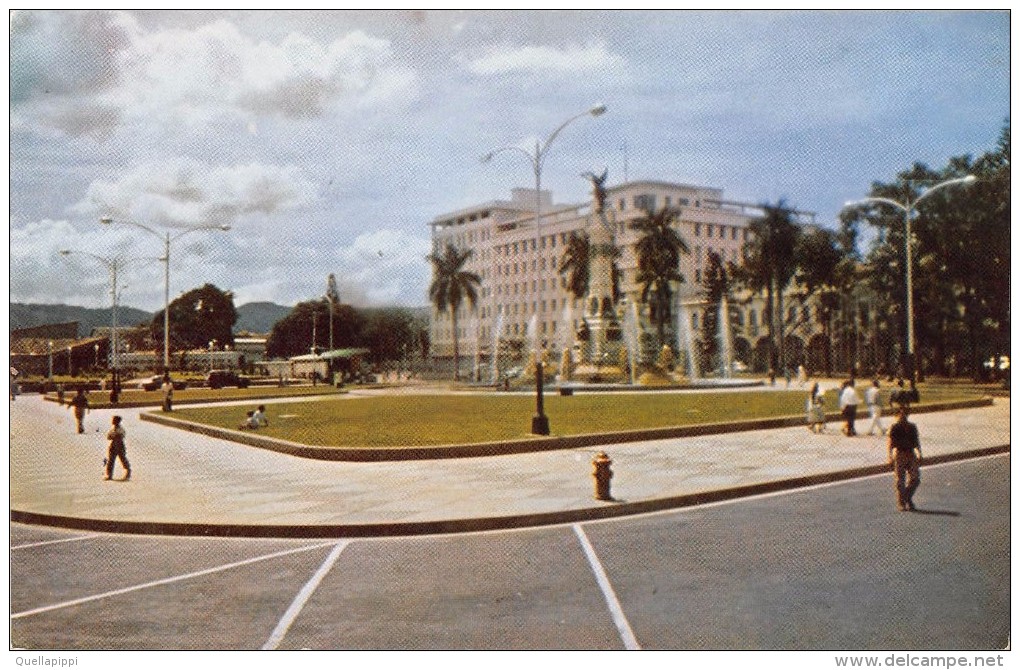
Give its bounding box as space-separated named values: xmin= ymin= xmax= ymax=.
xmin=138 ymin=397 xmax=995 ymax=462
xmin=10 ymin=445 xmax=1008 ymax=539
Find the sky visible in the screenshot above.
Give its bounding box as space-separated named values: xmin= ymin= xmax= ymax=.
xmin=8 ymin=9 xmax=1011 ymax=312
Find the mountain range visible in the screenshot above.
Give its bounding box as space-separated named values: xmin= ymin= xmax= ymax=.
xmin=10 ymin=301 xmax=294 ymax=337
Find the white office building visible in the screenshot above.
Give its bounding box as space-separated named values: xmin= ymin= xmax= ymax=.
xmin=428 ymin=179 xmax=821 ymax=374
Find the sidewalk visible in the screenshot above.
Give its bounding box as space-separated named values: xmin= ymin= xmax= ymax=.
xmin=9 ymin=392 xmax=1010 ymax=537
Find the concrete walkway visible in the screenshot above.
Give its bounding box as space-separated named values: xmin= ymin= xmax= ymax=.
xmin=9 ymin=390 xmax=1010 ymax=537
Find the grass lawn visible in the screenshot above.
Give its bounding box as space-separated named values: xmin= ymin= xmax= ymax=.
xmin=167 ymin=386 xmax=980 ymax=449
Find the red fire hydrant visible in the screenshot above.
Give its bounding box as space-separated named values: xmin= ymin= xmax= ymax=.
xmin=592 ymin=451 xmax=613 ymax=501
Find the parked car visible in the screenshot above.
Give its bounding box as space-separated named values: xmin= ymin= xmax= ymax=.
xmin=206 ymin=369 xmax=250 ymax=389
xmin=141 ymin=376 xmax=188 ymax=391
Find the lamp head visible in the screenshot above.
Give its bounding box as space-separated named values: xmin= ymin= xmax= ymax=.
xmin=59 ymin=249 xmax=72 ymax=256
xmin=963 ymin=175 xmax=977 ymax=184
xmin=100 ymin=217 xmax=113 ymax=225
xmin=590 ymin=103 xmax=607 ymax=116
xmin=480 ymin=152 xmax=494 ymax=164
xmin=219 ymin=224 xmax=231 ymax=231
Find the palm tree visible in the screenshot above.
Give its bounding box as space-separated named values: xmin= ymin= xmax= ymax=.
xmin=427 ymin=243 xmax=481 ymax=381
xmin=631 ymin=207 xmax=689 ymax=344
xmin=735 ymin=200 xmax=801 ymax=372
xmin=558 ymin=231 xmax=590 ymax=300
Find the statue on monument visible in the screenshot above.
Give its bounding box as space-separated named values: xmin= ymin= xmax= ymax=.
xmin=582 ymin=169 xmax=609 ymax=212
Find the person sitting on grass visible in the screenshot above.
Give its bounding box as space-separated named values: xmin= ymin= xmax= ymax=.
xmin=238 ymin=406 xmax=269 ymax=430
xmin=239 ymin=410 xmax=257 ymax=430
xmin=251 ymin=405 xmax=269 ymax=428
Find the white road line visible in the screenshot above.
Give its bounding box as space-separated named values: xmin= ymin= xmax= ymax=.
xmin=262 ymin=540 xmax=349 ymax=650
xmin=11 ymin=534 xmax=101 ymax=550
xmin=11 ymin=541 xmax=338 ymax=620
xmin=572 ymin=524 xmax=641 ymax=650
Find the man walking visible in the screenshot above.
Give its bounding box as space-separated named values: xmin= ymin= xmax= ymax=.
xmin=887 ymin=408 xmax=922 ymax=511
xmin=104 ymin=415 xmax=131 ymax=481
xmin=839 ymin=379 xmax=861 ymax=436
xmin=68 ymin=388 xmax=90 ymax=434
xmin=865 ymin=379 xmax=886 ymax=436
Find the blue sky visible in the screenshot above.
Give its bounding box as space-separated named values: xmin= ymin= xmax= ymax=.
xmin=8 ymin=10 xmax=1010 ymax=311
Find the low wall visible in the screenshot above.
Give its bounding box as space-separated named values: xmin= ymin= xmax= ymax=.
xmin=139 ymin=396 xmax=995 ymax=462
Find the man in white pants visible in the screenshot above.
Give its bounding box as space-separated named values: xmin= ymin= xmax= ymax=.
xmin=865 ymin=379 xmax=885 ymax=436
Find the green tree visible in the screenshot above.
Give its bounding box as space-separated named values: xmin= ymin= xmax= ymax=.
xmin=427 ymin=243 xmax=481 ymax=381
xmin=734 ymin=201 xmax=801 ymax=372
xmin=558 ymin=231 xmax=590 ymax=300
xmin=631 ymin=207 xmax=689 ymax=344
xmin=151 ymin=283 xmax=237 ymax=354
xmin=699 ymin=251 xmax=736 ymax=375
xmin=793 ymin=226 xmax=845 ymax=375
xmin=266 ymin=299 xmax=364 ymax=359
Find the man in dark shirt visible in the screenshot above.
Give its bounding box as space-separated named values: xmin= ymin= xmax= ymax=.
xmin=887 ymin=407 xmax=923 ymax=511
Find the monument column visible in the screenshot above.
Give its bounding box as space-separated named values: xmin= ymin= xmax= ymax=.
xmin=582 ymin=170 xmax=622 ymax=364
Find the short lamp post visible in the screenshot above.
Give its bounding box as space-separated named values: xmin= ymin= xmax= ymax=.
xmin=531 ymin=359 xmax=550 ymax=435
xmin=67 ymin=346 xmax=73 ymax=377
xmin=47 ymin=340 xmax=53 ymax=381
xmin=843 ymin=174 xmax=976 ymax=383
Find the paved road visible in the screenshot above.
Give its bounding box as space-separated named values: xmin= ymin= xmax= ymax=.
xmin=10 ymin=455 xmax=1009 ymax=651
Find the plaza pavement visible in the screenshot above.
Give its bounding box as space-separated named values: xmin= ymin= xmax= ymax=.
xmin=8 ymin=386 xmax=1010 ymax=537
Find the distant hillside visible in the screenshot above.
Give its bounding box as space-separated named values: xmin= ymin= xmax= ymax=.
xmin=234 ymin=301 xmax=292 ymax=335
xmin=11 ymin=301 xmax=425 ymax=339
xmin=10 ymin=303 xmax=153 ymax=338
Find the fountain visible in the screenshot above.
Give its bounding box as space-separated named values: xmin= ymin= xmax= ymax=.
xmin=623 ymin=299 xmax=640 ymax=385
xmin=470 ymin=314 xmax=481 ymax=382
xmin=677 ymin=301 xmax=701 ymax=380
xmin=490 ymin=312 xmax=505 ymax=385
xmin=718 ymin=296 xmax=734 ymax=378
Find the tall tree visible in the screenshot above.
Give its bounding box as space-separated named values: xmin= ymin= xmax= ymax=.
xmin=558 ymin=231 xmax=590 ymax=300
xmin=427 ymin=243 xmax=481 ymax=380
xmin=734 ymin=200 xmax=801 ymax=372
xmin=151 ymin=283 xmax=237 ymax=354
xmin=699 ymin=251 xmax=736 ymax=374
xmin=631 ymin=207 xmax=689 ymax=344
xmin=265 ymin=299 xmax=364 ymax=359
xmin=793 ymin=226 xmax=845 ymax=375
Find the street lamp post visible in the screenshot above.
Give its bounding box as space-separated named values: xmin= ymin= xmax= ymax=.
xmin=481 ymin=103 xmax=607 ymax=232
xmin=843 ymin=175 xmax=976 ymax=383
xmin=67 ymin=346 xmax=73 ymax=377
xmin=60 ymin=250 xmax=151 ymax=379
xmin=100 ymin=217 xmax=230 ymax=373
xmin=47 ymin=341 xmax=53 ymax=381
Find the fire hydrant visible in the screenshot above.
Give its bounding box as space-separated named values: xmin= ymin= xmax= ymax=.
xmin=592 ymin=451 xmax=613 ymax=501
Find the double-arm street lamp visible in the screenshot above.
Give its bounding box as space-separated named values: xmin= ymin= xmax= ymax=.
xmin=481 ymin=103 xmax=607 ymax=232
xmin=100 ymin=217 xmax=230 ymax=372
xmin=60 ymin=250 xmax=152 ymax=372
xmin=843 ymin=174 xmax=976 ymax=382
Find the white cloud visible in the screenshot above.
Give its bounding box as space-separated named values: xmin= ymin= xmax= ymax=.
xmin=463 ymin=42 xmax=626 ymax=78
xmin=74 ymin=158 xmax=316 ymax=227
xmin=11 ymin=11 xmax=420 ymax=138
xmin=335 ymin=230 xmax=431 ymax=307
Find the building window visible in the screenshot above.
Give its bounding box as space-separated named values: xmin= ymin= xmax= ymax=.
xmin=707 ymin=224 xmax=714 ymax=238
xmin=692 ymin=312 xmax=699 ymax=330
xmin=731 ymin=227 xmax=738 ymax=240
xmin=694 ymin=223 xmax=701 ymax=237
xmin=634 ymin=194 xmax=656 ymax=211
xmin=618 ymin=198 xmax=626 ymax=211
xmin=665 ymin=196 xmax=672 ymax=208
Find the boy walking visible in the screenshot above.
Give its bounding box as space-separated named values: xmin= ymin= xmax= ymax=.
xmin=104 ymin=415 xmax=131 ymax=481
